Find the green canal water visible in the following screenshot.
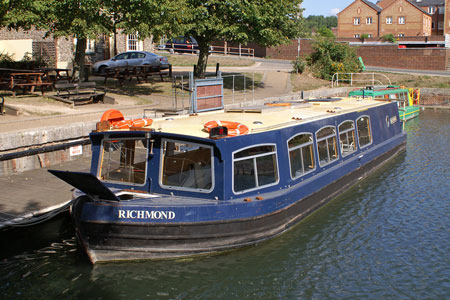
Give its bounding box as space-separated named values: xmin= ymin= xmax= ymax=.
xmin=1 ymin=109 xmax=449 ymax=299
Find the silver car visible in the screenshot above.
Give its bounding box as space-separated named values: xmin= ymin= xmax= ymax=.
xmin=93 ymin=51 xmax=170 ymax=73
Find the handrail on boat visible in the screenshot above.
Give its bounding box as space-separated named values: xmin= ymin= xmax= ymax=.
xmin=331 ymin=73 xmax=392 ymax=88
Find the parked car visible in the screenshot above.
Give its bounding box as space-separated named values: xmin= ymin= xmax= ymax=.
xmin=159 ymin=36 xmax=199 ymax=54
xmin=93 ymin=51 xmax=170 ymax=73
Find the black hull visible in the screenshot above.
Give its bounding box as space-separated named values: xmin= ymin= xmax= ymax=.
xmin=73 ymin=141 xmax=406 ymax=263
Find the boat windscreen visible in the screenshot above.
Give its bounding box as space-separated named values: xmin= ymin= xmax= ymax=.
xmin=99 ymin=138 xmax=148 ymax=185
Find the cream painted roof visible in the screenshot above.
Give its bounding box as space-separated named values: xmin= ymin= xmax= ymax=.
xmin=144 ymin=97 xmax=386 ymax=138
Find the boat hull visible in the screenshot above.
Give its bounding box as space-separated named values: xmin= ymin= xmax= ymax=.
xmin=399 ymin=106 xmax=420 ymax=121
xmin=72 ymin=139 xmax=406 ymax=264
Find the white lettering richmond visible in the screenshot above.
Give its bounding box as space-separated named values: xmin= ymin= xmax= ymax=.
xmin=118 ymin=210 xmax=175 ymax=220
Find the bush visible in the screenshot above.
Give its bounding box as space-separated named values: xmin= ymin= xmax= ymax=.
xmin=292 ymin=57 xmax=306 ymax=74
xmin=0 ymin=52 xmax=47 ymax=69
xmin=381 ymin=34 xmax=396 ymax=43
xmin=307 ymin=38 xmax=362 ymax=80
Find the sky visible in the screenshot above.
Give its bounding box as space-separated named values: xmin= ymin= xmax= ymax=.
xmin=302 ymin=0 xmax=355 ymax=17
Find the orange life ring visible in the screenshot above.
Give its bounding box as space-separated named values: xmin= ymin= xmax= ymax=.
xmin=100 ymin=109 xmax=153 ymax=130
xmin=204 ymin=120 xmax=249 ymax=136
xmin=111 ymin=118 xmax=153 ymax=129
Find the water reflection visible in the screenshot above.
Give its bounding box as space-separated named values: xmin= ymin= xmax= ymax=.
xmin=1 ymin=110 xmax=449 ymax=300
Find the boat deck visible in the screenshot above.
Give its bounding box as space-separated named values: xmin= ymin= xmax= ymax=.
xmin=150 ymin=97 xmax=385 ymax=138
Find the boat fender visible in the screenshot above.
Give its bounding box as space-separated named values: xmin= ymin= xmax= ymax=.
xmin=204 ymin=120 xmax=249 ymax=136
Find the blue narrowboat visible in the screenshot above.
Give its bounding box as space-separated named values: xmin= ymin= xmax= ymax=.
xmin=50 ymin=97 xmax=406 ymax=263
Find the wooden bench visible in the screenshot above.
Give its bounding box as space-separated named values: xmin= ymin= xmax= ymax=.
xmin=49 ymin=82 xmax=108 ymax=106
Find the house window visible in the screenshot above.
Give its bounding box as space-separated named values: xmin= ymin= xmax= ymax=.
xmin=355 ymin=34 xmax=360 ymax=38
xmin=316 ymin=126 xmax=338 ymax=166
xmin=354 ymin=18 xmax=360 ymax=25
xmin=399 ymin=16 xmax=405 ymax=24
xmin=438 ymin=22 xmax=444 ymax=30
xmin=367 ymin=34 xmax=373 ymax=38
xmin=398 ymin=33 xmax=405 ymax=37
xmin=386 ymin=17 xmax=392 ymax=24
xmin=233 ymin=145 xmax=278 ymax=193
xmin=73 ymin=38 xmax=96 ymax=54
xmin=357 ymin=116 xmax=372 ymax=148
xmin=428 ymin=7 xmax=435 ymax=14
xmin=366 ymin=17 xmax=372 ymax=24
xmin=339 ymin=121 xmax=357 ymax=157
xmin=127 ymin=33 xmax=143 ymax=51
xmin=432 ymin=22 xmax=435 ymax=29
xmin=438 ymin=6 xmax=444 ymax=14
xmin=161 ymin=140 xmax=214 ymax=192
xmin=288 ymin=133 xmax=315 ymax=179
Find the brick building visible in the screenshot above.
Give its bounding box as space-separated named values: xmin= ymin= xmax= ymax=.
xmin=0 ymin=27 xmax=154 ymax=68
xmin=337 ymin=0 xmax=449 ymax=38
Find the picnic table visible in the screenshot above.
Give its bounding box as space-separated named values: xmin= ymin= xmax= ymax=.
xmin=40 ymin=68 xmax=72 ymax=84
xmin=8 ymin=72 xmax=53 ymax=97
xmin=98 ymin=65 xmax=172 ymax=86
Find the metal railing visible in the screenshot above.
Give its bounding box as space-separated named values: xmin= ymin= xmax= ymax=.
xmin=332 ymin=73 xmax=392 ymax=88
xmin=210 ymin=45 xmax=255 ymax=58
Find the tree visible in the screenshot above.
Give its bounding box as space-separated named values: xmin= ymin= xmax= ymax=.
xmin=317 ymin=27 xmax=335 ymax=38
xmin=173 ymin=0 xmax=303 ymax=77
xmin=307 ymin=37 xmax=361 ymax=80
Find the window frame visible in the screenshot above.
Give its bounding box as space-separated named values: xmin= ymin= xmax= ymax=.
xmin=366 ymin=17 xmax=373 ymax=25
xmin=428 ymin=6 xmax=435 ymax=14
xmin=98 ymin=137 xmax=149 ymax=187
xmin=127 ymin=33 xmax=143 ymax=51
xmin=386 ymin=16 xmax=392 ymax=24
xmin=159 ymin=138 xmax=215 ymax=193
xmin=232 ymin=143 xmax=279 ymax=194
xmin=338 ymin=120 xmax=357 ymax=158
xmin=315 ymin=126 xmax=339 ymax=167
xmin=356 ymin=115 xmax=373 ymax=149
xmin=287 ymin=133 xmax=316 ymax=180
xmin=354 ymin=17 xmax=361 ymax=26
xmin=399 ymin=16 xmax=405 ymax=25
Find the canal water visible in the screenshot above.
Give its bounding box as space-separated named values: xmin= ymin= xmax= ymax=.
xmin=1 ymin=109 xmax=449 ymax=299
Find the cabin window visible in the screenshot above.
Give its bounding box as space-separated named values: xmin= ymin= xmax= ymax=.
xmin=316 ymin=126 xmax=338 ymax=166
xmin=99 ymin=138 xmax=148 ymax=185
xmin=357 ymin=116 xmax=372 ymax=148
xmin=288 ymin=133 xmax=315 ymax=178
xmin=339 ymin=121 xmax=357 ymax=157
xmin=160 ymin=140 xmax=213 ymax=192
xmin=233 ymin=145 xmax=278 ymax=193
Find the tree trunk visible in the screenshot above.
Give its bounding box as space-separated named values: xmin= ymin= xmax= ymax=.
xmin=195 ymin=41 xmax=210 ymax=78
xmin=74 ymin=38 xmax=87 ymax=82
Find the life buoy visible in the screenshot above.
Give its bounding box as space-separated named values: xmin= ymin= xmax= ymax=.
xmin=204 ymin=120 xmax=249 ymax=136
xmin=408 ymin=88 xmax=420 ymax=105
xmin=111 ymin=118 xmax=153 ymax=129
xmin=100 ymin=109 xmax=153 ymax=130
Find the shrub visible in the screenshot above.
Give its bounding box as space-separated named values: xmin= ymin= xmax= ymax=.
xmin=292 ymin=57 xmax=306 ymax=74
xmin=0 ymin=52 xmax=47 ymax=69
xmin=307 ymin=38 xmax=362 ymax=80
xmin=381 ymin=34 xmax=396 ymax=43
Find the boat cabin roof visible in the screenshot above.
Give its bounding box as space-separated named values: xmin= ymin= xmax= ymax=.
xmin=143 ymin=97 xmax=388 ymax=139
xmin=349 ymin=85 xmax=409 ymax=98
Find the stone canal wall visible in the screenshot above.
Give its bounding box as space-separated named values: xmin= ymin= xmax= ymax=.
xmin=0 ymin=122 xmax=96 ymax=176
